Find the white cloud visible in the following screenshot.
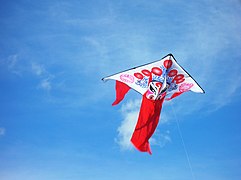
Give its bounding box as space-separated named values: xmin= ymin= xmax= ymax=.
xmin=0 ymin=128 xmax=5 ymax=136
xmin=31 ymin=63 xmax=45 ymax=76
xmin=38 ymin=78 xmax=52 ymax=91
xmin=116 ymin=99 xmax=140 ymax=151
xmin=30 ymin=62 xmax=54 ymax=92
xmin=150 ymin=130 xmax=171 ymax=148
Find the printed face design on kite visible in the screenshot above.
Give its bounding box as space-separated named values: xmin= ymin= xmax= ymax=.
xmin=146 ymin=81 xmax=167 ymax=100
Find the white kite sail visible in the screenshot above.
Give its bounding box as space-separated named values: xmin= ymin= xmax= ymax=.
xmin=102 ymin=54 xmax=204 ymax=101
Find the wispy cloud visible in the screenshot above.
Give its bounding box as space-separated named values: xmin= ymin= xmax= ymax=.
xmin=150 ymin=130 xmax=171 ymax=148
xmin=31 ymin=62 xmax=46 ymax=76
xmin=180 ymin=2 xmax=241 ymax=110
xmin=5 ymin=54 xmax=23 ymax=76
xmin=38 ymin=78 xmax=52 ymax=91
xmin=3 ymin=55 xmax=55 ymax=92
xmin=31 ymin=62 xmax=54 ymax=92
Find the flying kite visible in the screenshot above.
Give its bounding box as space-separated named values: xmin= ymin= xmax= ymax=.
xmin=102 ymin=54 xmax=204 ymax=154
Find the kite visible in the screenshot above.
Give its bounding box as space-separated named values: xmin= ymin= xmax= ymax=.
xmin=102 ymin=54 xmax=204 ymax=154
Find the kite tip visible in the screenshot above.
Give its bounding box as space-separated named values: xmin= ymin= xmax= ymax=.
xmin=101 ymin=77 xmax=106 ymax=82
xmin=167 ymin=53 xmax=174 ymax=57
xmin=147 ymin=150 xmax=152 ymax=155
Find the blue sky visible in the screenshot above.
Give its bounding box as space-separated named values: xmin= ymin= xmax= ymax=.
xmin=0 ymin=0 xmax=241 ymax=179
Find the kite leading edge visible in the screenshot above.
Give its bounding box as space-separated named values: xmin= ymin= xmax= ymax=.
xmin=102 ymin=54 xmax=204 ymax=154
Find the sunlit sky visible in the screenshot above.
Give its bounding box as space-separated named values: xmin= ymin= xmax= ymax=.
xmin=0 ymin=0 xmax=241 ymax=179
